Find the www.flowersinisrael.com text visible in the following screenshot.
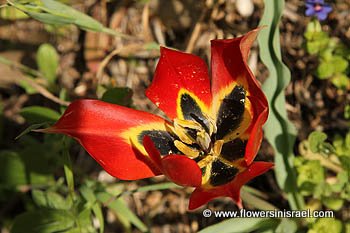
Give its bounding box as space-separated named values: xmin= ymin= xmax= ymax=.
xmin=202 ymin=209 xmax=334 ymax=218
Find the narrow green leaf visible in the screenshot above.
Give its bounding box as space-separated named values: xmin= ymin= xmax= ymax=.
xmin=62 ymin=138 xmax=74 ymax=197
xmin=11 ymin=209 xmax=75 ymax=233
xmin=198 ymin=218 xmax=280 ymax=233
xmin=0 ymin=151 xmax=27 ymax=186
xmin=0 ymin=5 xmax=29 ymax=20
xmin=125 ymin=182 xmax=180 ymax=195
xmin=275 ymin=218 xmax=297 ymax=233
xmin=80 ymin=185 xmax=96 ymax=203
xmin=97 ymin=192 xmax=148 ymax=232
xmin=92 ymin=203 xmax=104 ymax=233
xmin=240 ymin=188 xmax=277 ymax=210
xmin=0 ymin=101 xmax=3 ymax=142
xmin=7 ymin=0 xmax=132 ymax=38
xmin=258 ymin=0 xmax=304 ymax=210
xmin=41 ymin=0 xmax=103 ymax=31
xmin=32 ymin=189 xmax=71 ymax=210
xmin=15 ymin=122 xmax=47 ymax=140
xmin=36 ymin=43 xmax=59 ymax=84
xmin=20 ymin=106 xmax=60 ymax=124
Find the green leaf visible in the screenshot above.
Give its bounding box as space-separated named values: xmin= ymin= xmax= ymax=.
xmin=32 ymin=189 xmax=71 ymax=210
xmin=304 ymin=20 xmax=330 ymax=54
xmin=308 ymin=131 xmax=327 ymax=153
xmin=317 ymin=60 xmax=334 ymax=79
xmin=97 ymin=192 xmax=148 ymax=232
xmin=240 ymin=188 xmax=277 ymax=210
xmin=15 ymin=122 xmax=47 ymax=140
xmin=92 ymin=203 xmax=104 ymax=233
xmin=0 ymin=101 xmax=3 ymax=142
xmin=258 ymin=0 xmax=304 ymax=210
xmin=20 ymin=106 xmax=60 ymax=124
xmin=80 ymin=185 xmax=96 ymax=203
xmin=322 ymin=197 xmax=344 ymax=211
xmin=317 ymin=56 xmax=348 ymax=80
xmin=19 ymin=143 xmax=56 ymax=185
xmin=41 ymin=0 xmax=103 ymax=31
xmin=8 ymin=0 xmax=129 ymax=38
xmin=120 ymin=182 xmax=180 ymax=197
xmin=36 ymin=43 xmax=59 ymax=85
xmin=0 ymin=151 xmax=27 ymax=186
xmin=0 ymin=5 xmax=29 ymax=20
xmin=332 ymin=56 xmax=348 ymax=73
xmin=101 ymin=87 xmax=133 ymax=106
xmin=345 ymin=222 xmax=350 ymax=233
xmin=19 ymin=78 xmax=38 ymax=94
xmin=11 ymin=209 xmax=75 ymax=233
xmin=75 ymin=208 xmax=94 ymax=232
xmin=331 ymin=73 xmax=350 ymax=90
xmin=198 ymin=218 xmax=280 ymax=233
xmin=275 ymin=218 xmax=298 ymax=233
xmin=296 ymin=160 xmax=324 ymax=196
xmin=339 ymin=156 xmax=350 ymax=171
xmin=345 ymin=104 xmax=350 ymax=119
xmin=307 ymin=218 xmax=342 ymax=233
xmin=62 ymin=138 xmax=74 ymax=196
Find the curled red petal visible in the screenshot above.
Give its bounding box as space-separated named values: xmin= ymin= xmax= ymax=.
xmin=142 ymin=135 xmax=162 ymax=169
xmin=244 ymin=96 xmax=268 ymax=165
xmin=211 ymin=29 xmax=268 ymax=163
xmin=211 ymin=28 xmax=267 ymax=107
xmin=142 ymin=136 xmax=201 ymax=187
xmin=146 ymin=47 xmax=211 ymax=119
xmin=229 ymin=161 xmax=274 ymax=204
xmin=43 ymin=100 xmax=166 ymax=180
xmin=188 ymin=161 xmax=273 ymax=210
xmin=161 ymin=154 xmax=202 ymax=187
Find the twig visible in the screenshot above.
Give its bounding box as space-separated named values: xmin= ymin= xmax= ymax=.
xmin=96 ymin=43 xmax=146 ymax=83
xmin=20 ymin=76 xmax=70 ymax=106
xmin=185 ymin=23 xmax=203 ymax=53
xmin=142 ymin=2 xmax=154 ymax=43
xmin=0 ymin=56 xmax=70 ymax=106
xmin=185 ymin=1 xmax=212 ymax=53
xmin=152 ymin=18 xmax=165 ymax=45
xmin=0 ymin=4 xmax=8 ymax=9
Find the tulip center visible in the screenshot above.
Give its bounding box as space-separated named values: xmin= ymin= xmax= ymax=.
xmin=171 ymin=113 xmax=241 ymax=187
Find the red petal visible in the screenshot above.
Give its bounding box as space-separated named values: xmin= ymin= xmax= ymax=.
xmin=146 ymin=47 xmax=211 ymax=119
xmin=161 ymin=155 xmax=202 ymax=187
xmin=211 ymin=28 xmax=266 ymax=107
xmin=188 ymin=161 xmax=273 ymax=210
xmin=244 ymin=96 xmax=268 ymax=165
xmin=189 ymin=187 xmax=224 ymax=210
xmin=44 ymin=100 xmax=167 ymax=180
xmin=142 ymin=135 xmax=161 ymax=169
xmin=229 ymin=161 xmax=274 ymax=203
xmin=211 ymin=29 xmax=268 ymax=162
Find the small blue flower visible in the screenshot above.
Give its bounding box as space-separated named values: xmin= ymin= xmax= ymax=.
xmin=305 ymin=0 xmax=332 ymax=21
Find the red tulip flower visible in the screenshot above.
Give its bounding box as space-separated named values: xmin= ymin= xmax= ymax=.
xmin=44 ymin=29 xmax=273 ymax=210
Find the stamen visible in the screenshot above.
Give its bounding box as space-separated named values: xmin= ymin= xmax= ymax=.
xmin=196 ymin=130 xmax=211 ymax=152
xmin=171 ymin=120 xmax=196 ymax=144
xmin=197 ymin=154 xmax=215 ymax=168
xmin=174 ymin=140 xmax=200 ymax=158
xmin=213 ymin=140 xmax=224 ymax=155
xmin=174 ymin=118 xmax=202 ymax=131
xmin=202 ymin=112 xmax=217 ymax=135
